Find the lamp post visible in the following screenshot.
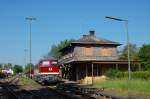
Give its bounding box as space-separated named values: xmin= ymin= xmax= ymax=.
xmin=25 ymin=17 xmax=36 ymax=78
xmin=24 ymin=49 xmax=27 ymax=68
xmin=105 ymin=16 xmax=131 ymax=80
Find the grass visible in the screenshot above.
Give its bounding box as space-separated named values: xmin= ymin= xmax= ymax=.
xmin=93 ymin=78 xmax=150 ymax=97
xmin=18 ymin=76 xmax=41 ymax=89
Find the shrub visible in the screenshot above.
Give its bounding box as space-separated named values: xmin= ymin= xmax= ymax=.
xmin=105 ymin=68 xmax=119 ymax=78
xmin=117 ymin=71 xmax=150 ymax=79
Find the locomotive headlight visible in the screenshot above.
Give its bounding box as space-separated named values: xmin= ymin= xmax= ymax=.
xmin=48 ymin=68 xmax=52 ymax=71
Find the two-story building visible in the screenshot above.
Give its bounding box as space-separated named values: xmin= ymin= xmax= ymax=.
xmin=59 ymin=30 xmax=141 ymax=84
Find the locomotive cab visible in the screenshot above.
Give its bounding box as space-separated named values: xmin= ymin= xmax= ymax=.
xmin=34 ymin=59 xmax=61 ymax=84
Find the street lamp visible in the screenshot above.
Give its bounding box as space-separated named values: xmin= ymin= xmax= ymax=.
xmin=105 ymin=16 xmax=131 ymax=80
xmin=24 ymin=49 xmax=28 ymax=68
xmin=25 ymin=17 xmax=36 ymax=78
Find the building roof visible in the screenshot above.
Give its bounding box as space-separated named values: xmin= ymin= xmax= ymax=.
xmin=72 ymin=30 xmax=121 ymax=45
xmin=60 ymin=30 xmax=121 ymax=52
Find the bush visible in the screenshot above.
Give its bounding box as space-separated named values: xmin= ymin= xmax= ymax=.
xmin=105 ymin=68 xmax=119 ymax=78
xmin=117 ymin=71 xmax=150 ymax=79
xmin=105 ymin=69 xmax=150 ymax=79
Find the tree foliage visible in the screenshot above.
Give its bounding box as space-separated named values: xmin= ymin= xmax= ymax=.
xmin=25 ymin=63 xmax=34 ymax=72
xmin=106 ymin=68 xmax=120 ymax=78
xmin=13 ymin=65 xmax=23 ymax=74
xmin=2 ymin=63 xmax=13 ymax=69
xmin=0 ymin=64 xmax=2 ymax=69
xmin=48 ymin=39 xmax=73 ymax=59
xmin=119 ymin=43 xmax=139 ymax=60
xmin=138 ymin=44 xmax=150 ymax=70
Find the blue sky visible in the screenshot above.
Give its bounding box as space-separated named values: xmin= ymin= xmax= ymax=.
xmin=0 ymin=0 xmax=150 ymax=66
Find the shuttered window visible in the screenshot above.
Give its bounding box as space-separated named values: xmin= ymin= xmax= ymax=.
xmin=100 ymin=47 xmax=112 ymax=56
xmin=84 ymin=47 xmax=93 ymax=56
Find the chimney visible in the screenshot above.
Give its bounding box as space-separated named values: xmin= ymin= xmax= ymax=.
xmin=83 ymin=35 xmax=87 ymax=38
xmin=89 ymin=30 xmax=95 ymax=36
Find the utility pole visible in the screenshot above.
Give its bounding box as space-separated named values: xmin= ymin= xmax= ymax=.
xmin=24 ymin=49 xmax=27 ymax=68
xmin=25 ymin=17 xmax=36 ymax=78
xmin=105 ymin=16 xmax=131 ymax=80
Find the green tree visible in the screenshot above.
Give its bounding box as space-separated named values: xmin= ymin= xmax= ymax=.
xmin=49 ymin=45 xmax=62 ymax=59
xmin=138 ymin=44 xmax=150 ymax=70
xmin=48 ymin=39 xmax=73 ymax=59
xmin=119 ymin=43 xmax=139 ymax=60
xmin=3 ymin=63 xmax=13 ymax=69
xmin=25 ymin=63 xmax=34 ymax=72
xmin=0 ymin=64 xmax=2 ymax=69
xmin=13 ymin=65 xmax=23 ymax=74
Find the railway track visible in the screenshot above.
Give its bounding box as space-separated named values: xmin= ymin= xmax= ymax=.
xmin=30 ymin=87 xmax=72 ymax=99
xmin=53 ymin=82 xmax=132 ymax=99
xmin=0 ymin=85 xmax=18 ymax=99
xmin=2 ymin=83 xmax=72 ymax=99
xmin=0 ymin=76 xmax=43 ymax=99
xmin=8 ymin=84 xmax=43 ymax=99
xmin=1 ymin=76 xmax=130 ymax=99
xmin=1 ymin=76 xmax=78 ymax=99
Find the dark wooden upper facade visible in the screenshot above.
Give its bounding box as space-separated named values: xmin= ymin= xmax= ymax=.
xmin=59 ymin=31 xmax=121 ymax=64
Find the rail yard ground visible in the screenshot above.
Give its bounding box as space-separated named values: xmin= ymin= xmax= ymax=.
xmin=18 ymin=75 xmax=42 ymax=89
xmin=0 ymin=75 xmax=96 ymax=99
xmin=93 ymin=78 xmax=150 ymax=99
xmin=17 ymin=76 xmax=150 ymax=99
xmin=1 ymin=75 xmax=150 ymax=99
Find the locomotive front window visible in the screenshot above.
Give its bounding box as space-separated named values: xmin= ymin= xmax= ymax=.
xmin=42 ymin=61 xmax=50 ymax=66
xmin=51 ymin=61 xmax=58 ymax=66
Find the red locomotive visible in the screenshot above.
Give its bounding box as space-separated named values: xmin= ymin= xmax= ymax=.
xmin=32 ymin=59 xmax=61 ymax=84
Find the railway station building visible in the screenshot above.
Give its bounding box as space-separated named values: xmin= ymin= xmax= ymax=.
xmin=59 ymin=30 xmax=141 ymax=84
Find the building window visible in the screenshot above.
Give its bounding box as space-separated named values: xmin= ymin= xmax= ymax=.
xmin=100 ymin=47 xmax=113 ymax=56
xmin=84 ymin=47 xmax=93 ymax=56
